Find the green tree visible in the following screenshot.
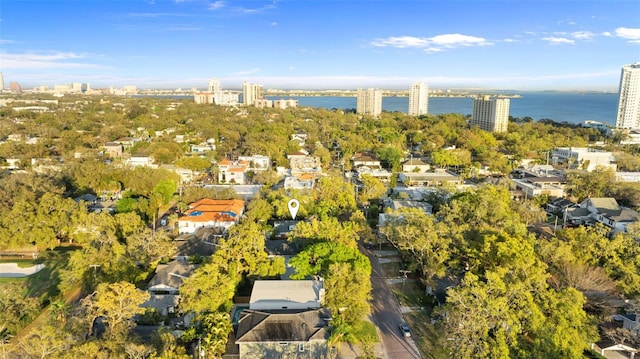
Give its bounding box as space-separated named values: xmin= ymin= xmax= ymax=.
xmin=358 ymin=174 xmax=387 ymax=205
xmin=380 ymin=207 xmax=450 ymax=288
xmin=83 ymin=281 xmax=150 ymax=340
xmin=153 ymin=179 xmax=177 ymax=205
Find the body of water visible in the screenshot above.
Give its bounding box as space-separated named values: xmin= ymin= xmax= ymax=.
xmin=266 ymin=92 xmax=619 ymax=126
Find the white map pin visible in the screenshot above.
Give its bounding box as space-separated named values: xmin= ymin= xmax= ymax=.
xmin=287 ymin=199 xmax=300 ymax=220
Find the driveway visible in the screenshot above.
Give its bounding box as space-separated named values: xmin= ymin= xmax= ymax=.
xmin=0 ymin=263 xmax=45 ymax=277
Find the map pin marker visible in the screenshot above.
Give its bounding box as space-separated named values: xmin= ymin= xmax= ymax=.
xmin=288 ymin=199 xmax=300 ymax=220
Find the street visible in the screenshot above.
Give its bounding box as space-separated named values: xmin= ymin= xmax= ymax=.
xmin=364 ymin=245 xmax=422 ymax=359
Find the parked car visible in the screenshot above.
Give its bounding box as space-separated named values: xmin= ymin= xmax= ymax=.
xmin=399 ymin=323 xmax=411 ymax=337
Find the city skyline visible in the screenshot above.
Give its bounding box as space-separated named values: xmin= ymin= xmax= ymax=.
xmin=1 ymin=1 xmax=639 ymax=91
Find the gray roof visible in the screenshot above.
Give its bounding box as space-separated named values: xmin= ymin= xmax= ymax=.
xmin=587 ymin=198 xmax=620 ymax=216
xmin=402 ymin=158 xmax=429 ymax=166
xmin=390 ymin=200 xmax=433 ymax=213
xmin=235 ymin=308 xmax=331 ymax=343
xmin=147 ymin=260 xmax=198 ymax=291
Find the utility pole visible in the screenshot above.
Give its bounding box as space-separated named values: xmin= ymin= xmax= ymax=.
xmin=89 ymin=264 xmax=101 ymax=280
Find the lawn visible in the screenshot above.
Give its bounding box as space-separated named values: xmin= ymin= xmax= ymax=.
xmin=0 ymin=256 xmax=66 ymax=301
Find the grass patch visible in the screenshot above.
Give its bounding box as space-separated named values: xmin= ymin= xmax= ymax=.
xmin=351 ymin=320 xmax=379 ymax=343
xmin=404 ymin=311 xmax=449 ymax=359
xmin=24 ymin=258 xmax=65 ymax=300
xmin=391 ymin=280 xmax=427 ymax=308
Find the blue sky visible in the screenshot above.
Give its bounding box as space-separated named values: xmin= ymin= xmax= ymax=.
xmin=1 ymin=0 xmax=639 ymax=91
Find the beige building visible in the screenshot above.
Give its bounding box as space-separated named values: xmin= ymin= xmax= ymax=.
xmin=471 ymin=95 xmax=510 ymax=133
xmin=356 ymin=88 xmax=382 ymax=117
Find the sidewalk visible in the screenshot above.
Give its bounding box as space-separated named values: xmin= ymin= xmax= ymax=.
xmin=337 ymin=339 xmax=386 ymax=359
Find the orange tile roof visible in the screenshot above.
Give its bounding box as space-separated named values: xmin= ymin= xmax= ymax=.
xmin=179 ymin=198 xmax=245 ymax=223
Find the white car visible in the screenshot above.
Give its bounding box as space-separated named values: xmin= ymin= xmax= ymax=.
xmin=399 ymin=323 xmax=411 ymax=337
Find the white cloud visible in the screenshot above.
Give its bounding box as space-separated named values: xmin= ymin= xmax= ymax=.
xmin=231 ymin=68 xmax=261 ymax=76
xmin=270 ymin=22 xmax=278 ymax=26
xmin=542 ymin=37 xmax=575 ymax=44
xmin=429 ymin=34 xmax=488 ymax=47
xmin=289 ymin=66 xmax=294 ymax=71
xmin=371 ymin=33 xmax=491 ymax=52
xmin=571 ymin=31 xmax=595 ymax=40
xmin=371 ymin=36 xmax=429 ymax=48
xmin=208 ymin=1 xmax=225 ymax=10
xmin=602 ymin=31 xmax=613 ymax=37
xmin=0 ymin=52 xmax=104 ymax=69
xmin=615 ymin=27 xmax=640 ymax=43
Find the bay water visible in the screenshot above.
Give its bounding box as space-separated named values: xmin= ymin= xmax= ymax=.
xmin=267 ymin=92 xmax=619 ymax=126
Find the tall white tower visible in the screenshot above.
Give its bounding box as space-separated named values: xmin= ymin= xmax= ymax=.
xmin=408 ymin=82 xmax=429 ymax=116
xmin=208 ymin=78 xmax=222 ymax=93
xmin=356 ymin=88 xmax=382 ymax=117
xmin=0 ymin=72 xmax=4 ymax=91
xmin=471 ymin=95 xmax=510 ymax=133
xmin=616 ymin=63 xmax=640 ymax=129
xmin=243 ymin=81 xmax=263 ymax=106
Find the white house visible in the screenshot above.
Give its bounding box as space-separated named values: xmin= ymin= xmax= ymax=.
xmin=249 ymin=280 xmax=325 ymax=311
xmin=218 ymin=159 xmax=250 ymax=184
xmin=178 ymin=198 xmax=245 ymax=234
xmin=567 ymin=197 xmax=639 ymax=234
xmin=551 ymin=147 xmax=616 ymax=172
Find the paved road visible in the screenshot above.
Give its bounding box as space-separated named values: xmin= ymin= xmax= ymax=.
xmin=364 ymin=246 xmax=422 ymax=359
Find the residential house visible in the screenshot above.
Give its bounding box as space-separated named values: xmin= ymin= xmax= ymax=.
xmin=102 ymin=142 xmax=123 ymax=158
xmin=398 ymin=170 xmax=463 ymax=188
xmin=142 ymin=260 xmax=198 ymax=316
xmin=402 ymin=157 xmax=431 ymax=173
xmin=378 ymin=200 xmax=433 ymax=227
xmin=510 ymin=174 xmax=566 ymax=198
xmin=126 ymin=155 xmax=156 ymax=168
xmin=235 ymin=308 xmax=331 ymax=359
xmin=546 ymin=197 xmax=577 ymax=214
xmin=234 ymin=280 xmax=330 ymax=359
xmin=283 ymin=173 xmax=317 ymax=190
xmin=238 ymin=155 xmax=270 ymax=171
xmin=288 ymin=154 xmax=321 ymax=174
xmin=551 ymin=147 xmax=617 ymax=172
xmin=190 ymin=140 xmax=216 ymax=154
xmin=178 ymin=198 xmax=245 ymax=234
xmin=351 ymin=151 xmax=381 ymax=169
xmin=218 ymin=159 xmax=250 ymax=184
xmin=290 ymin=133 xmax=308 ymax=148
xmin=272 ymin=220 xmax=300 ymax=239
xmin=249 ymin=280 xmax=324 ymax=311
xmin=566 ymin=197 xmax=640 ymax=233
xmin=114 ymin=137 xmax=140 ymax=150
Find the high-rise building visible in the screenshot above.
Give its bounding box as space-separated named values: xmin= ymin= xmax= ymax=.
xmin=0 ymin=72 xmax=4 ymax=91
xmin=616 ymin=63 xmax=640 ymax=129
xmin=408 ymin=82 xmax=429 ymax=116
xmin=356 ymin=88 xmax=382 ymax=117
xmin=194 ymin=78 xmax=239 ymax=105
xmin=471 ymin=95 xmax=510 ymax=133
xmin=9 ymin=82 xmax=22 ymax=94
xmin=208 ymin=78 xmax=222 ymax=93
xmin=243 ymin=81 xmax=263 ymax=106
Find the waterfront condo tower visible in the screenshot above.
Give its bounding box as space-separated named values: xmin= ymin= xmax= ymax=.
xmin=207 ymin=78 xmax=222 ymax=93
xmin=408 ymin=82 xmax=429 ymax=116
xmin=616 ymin=63 xmax=640 ymax=129
xmin=356 ymin=88 xmax=382 ymax=117
xmin=471 ymin=95 xmax=510 ymax=133
xmin=243 ymin=81 xmax=264 ymax=106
